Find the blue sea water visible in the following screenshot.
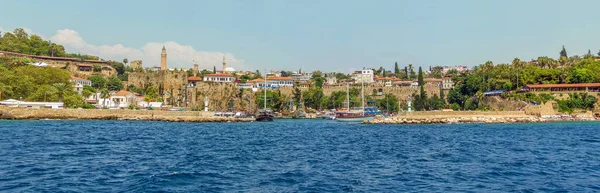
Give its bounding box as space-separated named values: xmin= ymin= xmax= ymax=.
xmin=1 ymin=120 xmax=600 ymax=192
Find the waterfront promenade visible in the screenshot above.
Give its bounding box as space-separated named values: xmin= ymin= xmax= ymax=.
xmin=0 ymin=107 xmax=253 ymax=122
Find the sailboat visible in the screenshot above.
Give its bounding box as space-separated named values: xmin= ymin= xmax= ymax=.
xmin=255 ymin=69 xmax=274 ymax=122
xmin=335 ymin=78 xmax=375 ymax=122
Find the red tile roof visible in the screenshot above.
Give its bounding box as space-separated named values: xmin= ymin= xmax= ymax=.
xmin=267 ymin=77 xmax=293 ymax=81
xmin=187 ymin=76 xmax=202 ymax=81
xmin=204 ymin=74 xmax=235 ymax=77
xmin=248 ymin=77 xmax=293 ymax=83
xmin=525 ymin=83 xmax=600 ymax=89
xmin=113 ymin=90 xmax=133 ymax=97
xmin=375 ymin=77 xmax=400 ymax=81
xmin=424 ymin=78 xmax=443 ymax=82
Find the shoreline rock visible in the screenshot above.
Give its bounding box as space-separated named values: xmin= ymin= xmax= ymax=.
xmin=363 ymin=111 xmax=546 ymax=124
xmin=0 ymin=107 xmax=254 ymax=123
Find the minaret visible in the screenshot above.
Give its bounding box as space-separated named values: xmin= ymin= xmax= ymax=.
xmin=193 ymin=62 xmax=198 ymax=77
xmin=161 ymin=46 xmax=167 ymax=70
xmin=222 ymin=55 xmax=226 ymax=73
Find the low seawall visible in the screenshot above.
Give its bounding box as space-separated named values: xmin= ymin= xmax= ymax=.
xmin=0 ymin=107 xmax=253 ymax=122
xmin=365 ymin=111 xmax=543 ymax=124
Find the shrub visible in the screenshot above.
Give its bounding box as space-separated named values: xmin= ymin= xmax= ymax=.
xmin=451 ymin=103 xmax=461 ymax=111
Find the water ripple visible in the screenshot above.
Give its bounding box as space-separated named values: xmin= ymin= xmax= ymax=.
xmin=0 ymin=120 xmax=599 ymax=192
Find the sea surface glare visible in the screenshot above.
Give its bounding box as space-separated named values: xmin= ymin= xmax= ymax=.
xmin=1 ymin=120 xmax=600 ymax=192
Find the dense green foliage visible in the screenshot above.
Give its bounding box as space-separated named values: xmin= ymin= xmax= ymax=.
xmin=376 ymin=94 xmax=399 ymax=113
xmin=557 ymin=93 xmax=598 ymax=114
xmin=106 ymin=76 xmax=123 ymax=91
xmin=255 ymin=90 xmax=285 ymax=110
xmin=0 ymin=28 xmax=98 ymax=60
xmin=0 ymin=62 xmax=85 ymax=107
xmin=448 ymin=52 xmax=600 ymax=110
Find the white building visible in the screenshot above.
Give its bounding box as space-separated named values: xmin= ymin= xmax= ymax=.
xmin=97 ymin=90 xmax=136 ymax=109
xmin=442 ymin=77 xmax=454 ymax=90
xmin=71 ymin=76 xmax=92 ymax=94
xmin=442 ymin=65 xmax=469 ymax=74
xmin=326 ymin=75 xmax=337 ymax=85
xmin=236 ymin=83 xmax=254 ymax=89
xmin=290 ymin=73 xmax=310 ymax=83
xmin=203 ymin=74 xmax=237 ymax=83
xmin=0 ymin=99 xmax=64 ymax=109
xmin=375 ymin=77 xmax=400 ymax=87
xmin=250 ymin=77 xmax=294 ymax=88
xmin=352 ymin=69 xmax=374 ymax=83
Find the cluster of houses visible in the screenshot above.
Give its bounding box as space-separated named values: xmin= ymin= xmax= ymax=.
xmin=183 ymin=67 xmax=459 ymax=90
xmin=69 ymin=76 xmax=162 ymax=109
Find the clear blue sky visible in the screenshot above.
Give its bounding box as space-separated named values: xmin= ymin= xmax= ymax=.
xmin=1 ymin=0 xmax=600 ymax=72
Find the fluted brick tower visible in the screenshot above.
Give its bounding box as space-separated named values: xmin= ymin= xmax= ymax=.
xmin=161 ymin=46 xmax=167 ymax=70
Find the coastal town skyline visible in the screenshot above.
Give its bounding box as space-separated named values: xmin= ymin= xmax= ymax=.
xmin=2 ymin=0 xmax=600 ymax=72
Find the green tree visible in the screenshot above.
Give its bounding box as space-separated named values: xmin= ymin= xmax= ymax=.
xmin=584 ymin=49 xmax=594 ymax=59
xmin=570 ymin=68 xmax=595 ymax=83
xmin=52 ymin=83 xmax=67 ymax=102
xmin=409 ymin=64 xmax=415 ymax=79
xmin=100 ymin=88 xmax=110 ymax=108
xmin=311 ymin=72 xmax=325 ymax=88
xmin=376 ymin=94 xmax=399 ymax=113
xmin=106 ymin=76 xmax=123 ymax=91
xmin=29 ymin=85 xmax=57 ymax=102
xmin=560 ymin=45 xmax=568 ymax=58
xmin=253 ymin=70 xmax=262 ymax=79
xmin=394 ymin=62 xmax=400 ymax=75
xmin=304 ymin=86 xmax=326 ymax=110
xmin=439 ymin=87 xmax=446 ymax=106
xmin=63 ymin=92 xmax=85 ymax=108
xmin=89 ymin=75 xmax=107 ymax=89
xmin=417 ymin=66 xmax=424 ymax=86
xmin=447 ymin=88 xmax=465 ymax=108
xmin=81 ymin=89 xmax=93 ymax=99
xmin=123 ymin=58 xmax=128 ymax=66
xmin=93 ymin=64 xmax=102 ymax=72
xmin=292 ymin=82 xmax=302 ymax=105
xmin=213 ymin=66 xmax=216 ymax=74
xmin=255 ymin=90 xmax=285 ymax=111
xmin=108 ymin=61 xmax=125 ymax=75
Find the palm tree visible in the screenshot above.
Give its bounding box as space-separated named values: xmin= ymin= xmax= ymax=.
xmin=123 ymin=58 xmax=128 ymax=66
xmin=408 ymin=64 xmax=414 ymax=79
xmin=81 ymin=89 xmax=93 ymax=100
xmin=100 ymin=88 xmax=110 ymax=108
xmin=512 ymin=58 xmax=521 ymax=68
xmin=52 ymin=83 xmax=67 ymax=102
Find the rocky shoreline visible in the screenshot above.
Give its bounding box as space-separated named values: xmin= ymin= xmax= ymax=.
xmin=362 ymin=111 xmax=547 ymax=124
xmin=364 ymin=116 xmax=543 ymax=124
xmin=0 ymin=107 xmax=254 ymax=123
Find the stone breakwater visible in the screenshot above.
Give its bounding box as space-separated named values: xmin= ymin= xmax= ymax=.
xmin=0 ymin=107 xmax=253 ymax=122
xmin=364 ymin=111 xmax=543 ymax=124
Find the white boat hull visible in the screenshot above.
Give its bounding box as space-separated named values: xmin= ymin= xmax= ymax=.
xmin=335 ymin=116 xmax=375 ymax=122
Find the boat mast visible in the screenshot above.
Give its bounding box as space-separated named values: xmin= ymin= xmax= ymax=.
xmin=346 ymin=83 xmax=350 ymax=111
xmin=361 ymin=73 xmax=364 ymax=116
xmin=264 ymin=69 xmax=267 ymax=109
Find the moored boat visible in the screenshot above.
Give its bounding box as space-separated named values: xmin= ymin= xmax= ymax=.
xmin=256 ymin=69 xmax=274 ymax=122
xmin=335 ymin=111 xmax=374 ymax=122
xmin=255 ymin=109 xmax=274 ymax=122
xmin=335 ymin=80 xmax=373 ymax=122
